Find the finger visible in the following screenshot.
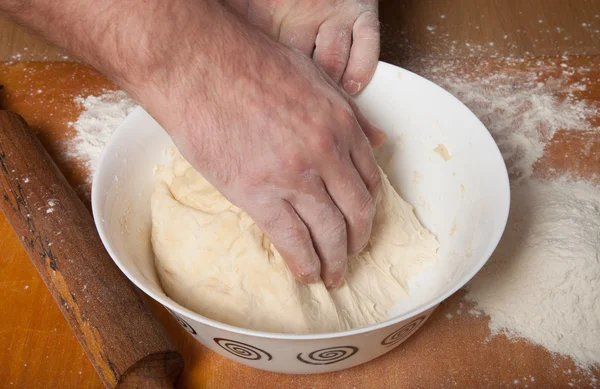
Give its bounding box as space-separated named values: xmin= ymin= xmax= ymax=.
xmin=342 ymin=11 xmax=380 ymax=95
xmin=313 ymin=20 xmax=352 ymax=83
xmin=289 ymin=176 xmax=348 ymax=289
xmin=349 ymin=125 xmax=382 ymax=204
xmin=279 ymin=23 xmax=319 ymax=57
xmin=320 ymin=150 xmax=376 ymax=257
xmin=254 ymin=200 xmax=321 ymax=284
xmin=349 ymin=99 xmax=387 ymax=148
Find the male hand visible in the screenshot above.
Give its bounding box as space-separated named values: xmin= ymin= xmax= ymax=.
xmin=154 ymin=29 xmax=385 ymax=288
xmin=2 ymin=0 xmax=384 ymax=288
xmin=225 ymin=0 xmax=380 ymax=95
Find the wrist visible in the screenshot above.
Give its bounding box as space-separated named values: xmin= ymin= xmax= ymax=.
xmin=125 ymin=9 xmax=287 ymax=146
xmin=105 ymin=2 xmax=225 ymax=94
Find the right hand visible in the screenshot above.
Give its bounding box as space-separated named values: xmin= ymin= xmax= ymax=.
xmin=225 ymin=0 xmax=381 ymax=95
xmin=134 ymin=10 xmax=386 ymax=289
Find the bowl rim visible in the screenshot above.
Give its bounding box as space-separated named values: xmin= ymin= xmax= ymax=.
xmin=92 ymin=61 xmax=510 ymax=340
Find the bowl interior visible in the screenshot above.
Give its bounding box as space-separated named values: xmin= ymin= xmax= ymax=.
xmin=92 ymin=62 xmax=509 ymax=337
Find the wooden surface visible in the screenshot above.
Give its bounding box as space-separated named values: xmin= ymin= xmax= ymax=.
xmin=379 ymin=0 xmax=600 ymax=60
xmin=1 ymin=1 xmax=600 ymax=388
xmin=0 ymin=18 xmax=69 ymax=62
xmin=2 ymin=0 xmax=600 ymax=61
xmin=0 ymin=111 xmax=183 ymax=388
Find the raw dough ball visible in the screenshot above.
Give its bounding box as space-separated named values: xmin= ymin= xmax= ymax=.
xmin=151 ymin=151 xmax=438 ymax=334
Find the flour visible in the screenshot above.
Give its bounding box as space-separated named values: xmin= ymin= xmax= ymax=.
xmin=417 ymin=61 xmax=598 ymax=182
xmin=466 ymin=179 xmax=600 ymax=367
xmin=67 ymin=90 xmax=136 ymax=181
xmin=441 ymin=75 xmax=593 ymax=181
xmin=416 ymin=60 xmax=600 ymax=369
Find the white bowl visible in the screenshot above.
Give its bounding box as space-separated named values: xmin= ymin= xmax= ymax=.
xmin=92 ymin=61 xmax=509 ymax=374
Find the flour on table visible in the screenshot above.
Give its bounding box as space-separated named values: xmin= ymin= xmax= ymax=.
xmin=417 ymin=59 xmax=600 ymax=369
xmin=422 ymin=63 xmax=597 ymax=182
xmin=466 ymin=179 xmax=600 ymax=367
xmin=67 ymin=90 xmax=136 ymax=182
xmin=150 ymin=150 xmax=439 ymax=334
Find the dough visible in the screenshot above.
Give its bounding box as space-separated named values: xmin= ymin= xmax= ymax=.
xmin=151 ymin=150 xmax=439 ymax=334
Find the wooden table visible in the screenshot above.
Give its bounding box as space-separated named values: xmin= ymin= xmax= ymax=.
xmin=1 ymin=1 xmax=600 ymax=388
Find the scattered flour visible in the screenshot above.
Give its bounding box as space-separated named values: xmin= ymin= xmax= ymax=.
xmin=414 ymin=60 xmax=600 ymax=369
xmin=466 ymin=179 xmax=600 ymax=367
xmin=437 ymin=72 xmax=594 ymax=181
xmin=67 ymin=90 xmax=136 ymax=181
xmin=414 ymin=59 xmax=598 ymax=182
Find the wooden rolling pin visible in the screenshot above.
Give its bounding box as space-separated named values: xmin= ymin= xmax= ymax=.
xmin=0 ymin=111 xmax=184 ymax=388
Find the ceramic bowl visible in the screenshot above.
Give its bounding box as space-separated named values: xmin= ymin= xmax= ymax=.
xmin=92 ymin=61 xmax=510 ymax=374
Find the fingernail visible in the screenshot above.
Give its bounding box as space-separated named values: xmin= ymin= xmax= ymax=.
xmin=326 ymin=277 xmax=345 ymax=290
xmin=296 ymin=270 xmax=320 ymax=284
xmin=344 ymin=80 xmax=362 ymax=95
xmin=294 ymin=257 xmax=322 ymax=284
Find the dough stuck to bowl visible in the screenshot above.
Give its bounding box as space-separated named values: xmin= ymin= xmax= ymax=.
xmin=151 ymin=150 xmax=438 ymax=334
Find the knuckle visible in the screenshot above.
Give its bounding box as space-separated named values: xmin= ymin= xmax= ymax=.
xmin=357 ymin=11 xmax=380 ymax=34
xmin=241 ymin=167 xmax=270 ymax=190
xmin=280 ymin=221 xmax=312 ymax=247
xmin=317 ymin=210 xmax=348 ymax=285
xmin=354 ymin=193 xmax=376 ymax=226
xmin=309 ymin=128 xmax=338 ymax=154
xmin=260 ymin=205 xmax=286 ymax=233
xmin=319 ymin=52 xmax=347 ymax=74
xmin=347 ymin=197 xmax=375 ymax=255
xmin=324 ymin=212 xmax=347 ymax=243
xmin=280 ymin=147 xmax=309 ymax=176
xmin=333 ymin=107 xmax=358 ymax=132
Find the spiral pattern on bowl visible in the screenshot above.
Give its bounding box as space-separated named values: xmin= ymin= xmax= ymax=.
xmin=214 ymin=338 xmax=273 ymax=361
xmin=380 ymin=315 xmax=427 ymax=347
xmin=297 ymin=346 xmax=358 ymax=365
xmin=166 ymin=308 xmax=198 ymax=335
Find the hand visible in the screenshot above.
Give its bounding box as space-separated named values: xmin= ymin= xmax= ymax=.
xmin=141 ymin=18 xmax=385 ymax=288
xmin=225 ymin=0 xmax=380 ymax=95
xmin=2 ymin=0 xmax=384 ymax=288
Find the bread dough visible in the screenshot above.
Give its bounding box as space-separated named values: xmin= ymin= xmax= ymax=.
xmin=151 ymin=150 xmax=439 ymax=334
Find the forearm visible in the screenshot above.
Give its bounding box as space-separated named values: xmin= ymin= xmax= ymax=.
xmin=1 ymin=1 xmax=262 ymax=116
xmin=1 ymin=1 xmax=385 ymax=289
xmin=5 ymin=1 xmax=157 ymax=81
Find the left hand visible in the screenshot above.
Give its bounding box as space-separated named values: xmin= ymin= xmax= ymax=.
xmin=225 ymin=0 xmax=380 ymax=95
